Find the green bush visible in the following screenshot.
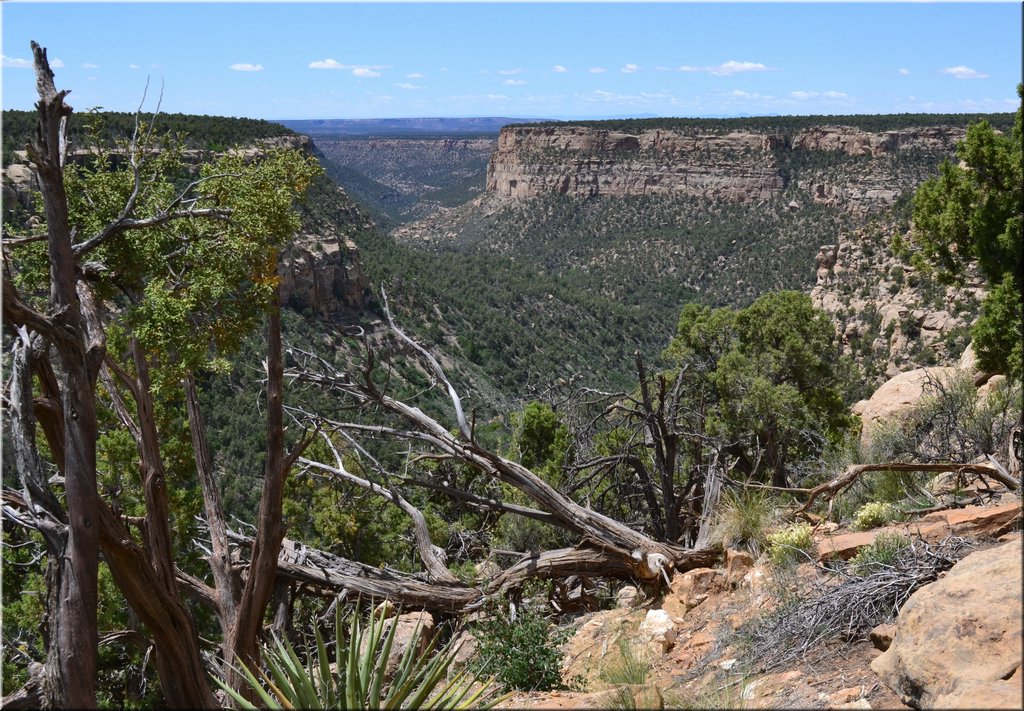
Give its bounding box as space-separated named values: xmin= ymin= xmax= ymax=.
xmin=852 ymin=501 xmax=900 ymax=531
xmin=472 ymin=590 xmax=571 ymax=692
xmin=849 ymin=532 xmax=911 ymax=576
xmin=766 ymin=522 xmax=815 ymax=567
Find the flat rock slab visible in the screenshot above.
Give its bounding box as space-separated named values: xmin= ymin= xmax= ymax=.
xmin=817 ymin=500 xmax=1022 ymax=561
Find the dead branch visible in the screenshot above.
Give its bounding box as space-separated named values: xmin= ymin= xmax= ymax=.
xmin=796 ymin=461 xmax=1019 ymax=515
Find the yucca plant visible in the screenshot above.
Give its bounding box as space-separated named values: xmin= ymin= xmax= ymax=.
xmin=217 ymin=604 xmax=510 ymax=710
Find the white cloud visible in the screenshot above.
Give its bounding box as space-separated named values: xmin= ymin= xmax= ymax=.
xmin=621 ymin=63 xmax=639 ymax=74
xmin=129 ymin=64 xmax=141 ymax=70
xmin=898 ymin=68 xmax=910 ymax=76
xmin=2 ymin=55 xmax=32 ymax=68
xmin=823 ymin=90 xmax=848 ymax=99
xmin=575 ymin=89 xmax=682 ymax=108
xmin=552 ymin=65 xmax=568 ymax=73
xmin=406 ymin=72 xmax=425 ymax=79
xmin=394 ymin=82 xmax=422 ymax=90
xmin=82 ymin=63 xmax=99 ymax=69
xmin=710 ymin=60 xmax=769 ymax=76
xmin=309 ymin=58 xmax=346 ymax=69
xmin=589 ymin=67 xmax=607 ymax=74
xmin=679 ymin=60 xmax=771 ymax=76
xmin=3 ymin=55 xmax=64 ymax=69
xmin=309 ymin=59 xmax=384 ymax=77
xmin=941 ymin=65 xmax=989 ymax=80
xmin=790 ymin=90 xmax=818 ymax=99
xmin=230 ymin=63 xmax=264 ymax=72
xmin=503 ymin=79 xmax=527 ymax=86
xmin=498 ymin=68 xmax=523 ymax=75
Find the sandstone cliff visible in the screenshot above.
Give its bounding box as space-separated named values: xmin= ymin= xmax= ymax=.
xmin=485 ymin=124 xmax=966 ymax=215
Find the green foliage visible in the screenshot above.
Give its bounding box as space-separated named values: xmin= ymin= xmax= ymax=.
xmin=516 ymin=112 xmax=1014 ymax=136
xmin=219 ymin=605 xmax=508 ymax=709
xmin=511 ymin=402 xmax=571 ymax=481
xmin=2 ymin=108 xmax=294 ymax=160
xmin=852 ymin=502 xmax=901 ymax=531
xmin=666 ymin=291 xmax=855 ymax=487
xmin=2 ymin=530 xmax=46 ymax=694
xmin=849 ymin=532 xmax=911 ymax=577
xmin=766 ymin=522 xmax=815 ymax=567
xmin=909 ymin=86 xmax=1023 ymax=379
xmin=710 ymin=489 xmax=777 ymax=556
xmin=473 ymin=591 xmax=571 ymax=692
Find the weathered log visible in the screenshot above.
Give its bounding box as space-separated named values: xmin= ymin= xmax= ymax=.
xmin=796 ymin=461 xmax=1019 ymax=514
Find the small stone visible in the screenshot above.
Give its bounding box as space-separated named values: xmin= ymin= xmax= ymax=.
xmin=616 ymin=585 xmax=641 ymax=608
xmin=869 ymin=623 xmax=896 ymax=651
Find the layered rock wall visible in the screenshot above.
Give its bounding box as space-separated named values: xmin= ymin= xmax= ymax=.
xmin=486 ymin=124 xmax=966 ymax=212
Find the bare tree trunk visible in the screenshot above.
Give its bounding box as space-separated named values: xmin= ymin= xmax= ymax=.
xmin=18 ymin=41 xmax=102 ymax=708
xmin=229 ymin=278 xmax=308 ymax=686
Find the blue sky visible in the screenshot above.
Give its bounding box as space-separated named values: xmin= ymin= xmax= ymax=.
xmin=2 ymin=2 xmax=1020 ymax=120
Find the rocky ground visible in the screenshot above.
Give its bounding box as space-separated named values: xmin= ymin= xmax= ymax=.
xmin=496 ymin=493 xmax=1021 ymax=710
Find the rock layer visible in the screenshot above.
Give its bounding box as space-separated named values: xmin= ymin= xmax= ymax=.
xmin=486 ymin=124 xmax=966 ymax=212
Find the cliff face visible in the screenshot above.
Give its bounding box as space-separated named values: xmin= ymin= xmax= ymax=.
xmin=485 ymin=124 xmax=966 ymax=214
xmin=281 ymin=195 xmax=372 ymax=319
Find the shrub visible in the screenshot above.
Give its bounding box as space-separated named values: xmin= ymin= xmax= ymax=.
xmin=852 ymin=502 xmax=900 ymax=531
xmin=766 ymin=523 xmax=815 ymax=567
xmin=472 ymin=590 xmax=571 ymax=691
xmin=849 ymin=532 xmax=911 ymax=577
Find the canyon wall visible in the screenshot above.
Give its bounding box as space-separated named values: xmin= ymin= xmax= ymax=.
xmin=486 ymin=124 xmax=967 ymax=213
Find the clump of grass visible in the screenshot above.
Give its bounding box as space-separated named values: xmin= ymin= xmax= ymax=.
xmin=711 ymin=490 xmax=778 ymax=557
xmin=849 ymin=532 xmax=911 ymax=576
xmin=852 ymin=501 xmax=901 ymax=531
xmin=598 ymin=638 xmax=651 ymax=686
xmin=766 ymin=522 xmax=815 ymax=567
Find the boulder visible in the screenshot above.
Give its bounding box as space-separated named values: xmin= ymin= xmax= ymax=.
xmin=360 ymin=610 xmax=434 ymax=681
xmin=725 ymin=549 xmax=755 ymax=588
xmin=932 ymin=667 xmax=1022 ymax=709
xmin=857 ymin=366 xmax=958 ymax=452
xmin=871 ymin=539 xmax=1022 ymax=707
xmin=638 ymin=609 xmax=676 ymax=655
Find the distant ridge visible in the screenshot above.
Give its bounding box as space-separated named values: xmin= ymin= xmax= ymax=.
xmin=278 ymin=117 xmax=549 ymax=136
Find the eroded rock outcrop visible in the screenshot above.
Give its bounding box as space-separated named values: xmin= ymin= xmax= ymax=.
xmin=871 ymin=538 xmax=1023 ymax=708
xmin=485 ymin=124 xmax=965 ymax=213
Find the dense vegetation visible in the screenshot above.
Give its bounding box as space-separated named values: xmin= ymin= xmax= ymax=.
xmin=517 ymin=112 xmax=1016 ymax=135
xmin=2 ymin=109 xmax=294 ymax=163
xmin=312 ymin=136 xmax=494 ymax=227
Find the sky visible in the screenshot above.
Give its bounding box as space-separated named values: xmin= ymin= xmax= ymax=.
xmin=2 ymin=1 xmax=1020 ymax=121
